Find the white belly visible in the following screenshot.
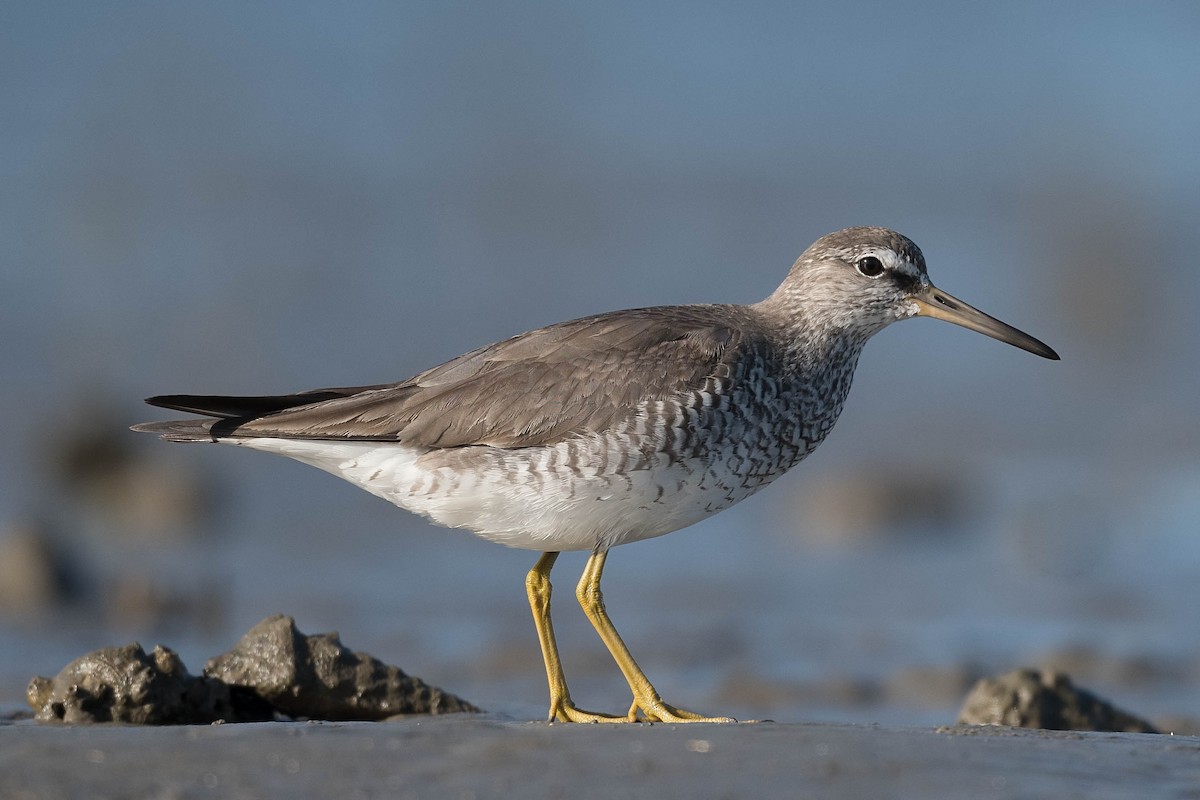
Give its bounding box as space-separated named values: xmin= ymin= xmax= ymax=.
xmin=230 ymin=434 xmax=776 ymax=552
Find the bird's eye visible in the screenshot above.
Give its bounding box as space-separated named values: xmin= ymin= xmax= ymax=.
xmin=856 ymin=256 xmax=885 ymax=278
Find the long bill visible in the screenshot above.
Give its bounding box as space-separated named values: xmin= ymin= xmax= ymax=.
xmin=909 ymin=284 xmax=1060 ymax=360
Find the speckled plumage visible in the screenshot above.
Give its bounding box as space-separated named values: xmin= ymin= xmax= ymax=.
xmin=136 ymin=229 xmax=928 ymax=551
xmin=134 ymin=226 xmax=1058 ymax=723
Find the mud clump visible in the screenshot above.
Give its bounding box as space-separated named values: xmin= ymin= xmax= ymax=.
xmin=204 ymin=614 xmax=480 ymax=720
xmin=956 ymin=668 xmax=1157 ymax=733
xmin=26 ymin=643 xmax=245 ymax=724
xmin=27 ymin=614 xmax=479 ymax=724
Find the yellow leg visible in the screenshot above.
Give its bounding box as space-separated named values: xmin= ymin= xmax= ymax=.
xmin=525 ymin=552 xmax=622 ymax=722
xmin=575 ymin=550 xmax=734 ymax=723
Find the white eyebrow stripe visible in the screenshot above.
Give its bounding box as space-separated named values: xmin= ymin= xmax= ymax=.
xmin=866 ymin=248 xmax=923 ymax=278
xmin=834 ymin=245 xmax=925 ymax=280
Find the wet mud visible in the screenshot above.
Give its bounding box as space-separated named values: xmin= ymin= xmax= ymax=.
xmin=27 ymin=614 xmax=479 ymax=724
xmin=957 ymin=668 xmax=1158 ymax=733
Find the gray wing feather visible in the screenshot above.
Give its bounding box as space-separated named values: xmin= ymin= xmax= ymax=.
xmin=225 ymin=305 xmax=758 ymax=448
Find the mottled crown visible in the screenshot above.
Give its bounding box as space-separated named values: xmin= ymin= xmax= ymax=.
xmin=803 ymin=227 xmax=926 ymax=273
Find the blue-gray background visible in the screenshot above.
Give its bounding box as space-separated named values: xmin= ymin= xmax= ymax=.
xmin=3 ymin=2 xmax=1198 ymax=725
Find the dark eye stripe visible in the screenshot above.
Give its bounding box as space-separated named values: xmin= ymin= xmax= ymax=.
xmin=891 ymin=272 xmax=922 ymax=294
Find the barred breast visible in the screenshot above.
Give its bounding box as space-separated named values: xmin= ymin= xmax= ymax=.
xmin=233 ymin=341 xmax=861 ymax=552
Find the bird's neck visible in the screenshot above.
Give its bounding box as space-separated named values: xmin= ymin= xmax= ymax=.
xmin=751 ymin=292 xmax=872 ymax=378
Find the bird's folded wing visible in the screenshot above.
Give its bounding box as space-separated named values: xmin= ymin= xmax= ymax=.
xmin=152 ymin=306 xmax=757 ymax=449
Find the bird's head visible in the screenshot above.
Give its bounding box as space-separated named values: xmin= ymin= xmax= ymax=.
xmin=762 ymin=227 xmax=1059 ymax=360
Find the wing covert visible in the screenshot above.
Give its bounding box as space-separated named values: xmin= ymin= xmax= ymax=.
xmin=230 ymin=306 xmax=761 ymax=448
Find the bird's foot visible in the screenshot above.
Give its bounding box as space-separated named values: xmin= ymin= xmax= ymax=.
xmin=547 ymin=696 xmax=733 ymax=723
xmin=631 ymin=696 xmax=736 ymax=724
xmin=547 ymin=697 xmax=627 ymax=723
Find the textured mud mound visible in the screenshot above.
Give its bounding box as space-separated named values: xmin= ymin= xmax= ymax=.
xmin=205 ymin=614 xmax=480 ymax=720
xmin=27 ymin=614 xmax=480 ymax=724
xmin=26 ymin=643 xmax=244 ymax=724
xmin=957 ymin=668 xmax=1157 ymax=733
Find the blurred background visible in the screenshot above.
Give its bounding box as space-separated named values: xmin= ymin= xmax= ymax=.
xmin=2 ymin=1 xmax=1198 ymax=728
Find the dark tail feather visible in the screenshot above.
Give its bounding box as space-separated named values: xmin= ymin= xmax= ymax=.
xmin=134 ymin=385 xmax=390 ymax=442
xmin=145 ymin=386 xmax=386 ymax=419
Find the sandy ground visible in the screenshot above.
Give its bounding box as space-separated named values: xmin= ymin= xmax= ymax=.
xmin=2 ymin=715 xmax=1198 ymax=800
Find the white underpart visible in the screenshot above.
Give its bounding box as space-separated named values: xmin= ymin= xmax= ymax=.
xmin=224 ymin=333 xmax=847 ymax=553
xmin=228 ymin=431 xmax=773 ymax=553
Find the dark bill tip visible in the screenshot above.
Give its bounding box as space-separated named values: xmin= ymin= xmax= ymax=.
xmin=911 ymin=286 xmax=1060 ymax=360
